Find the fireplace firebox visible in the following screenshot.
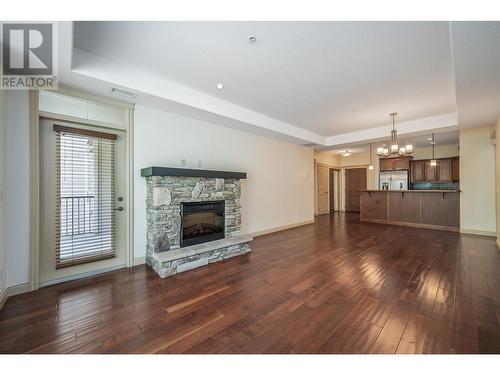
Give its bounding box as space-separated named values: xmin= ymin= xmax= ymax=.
xmin=180 ymin=201 xmax=225 ymax=247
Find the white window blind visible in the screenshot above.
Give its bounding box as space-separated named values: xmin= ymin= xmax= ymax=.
xmin=54 ymin=125 xmax=117 ymax=268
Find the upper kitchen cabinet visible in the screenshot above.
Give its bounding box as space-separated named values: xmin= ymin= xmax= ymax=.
xmin=409 ymin=157 xmax=460 ymax=183
xmin=437 ymin=158 xmax=452 ymax=182
xmin=410 ymin=160 xmax=425 ymax=182
xmin=379 ymin=157 xmax=412 ymax=171
xmin=379 ymin=158 xmax=395 ymax=171
xmin=394 ymin=157 xmax=411 ymax=170
xmin=424 ymin=160 xmax=439 ymax=182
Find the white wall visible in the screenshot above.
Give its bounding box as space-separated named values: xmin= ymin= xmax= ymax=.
xmin=460 ymin=126 xmax=496 ymax=235
xmin=133 ymin=105 xmax=315 ymax=259
xmin=411 ymin=144 xmax=459 ymax=160
xmin=5 ymin=91 xmax=30 ymax=287
xmin=0 ymin=91 xmax=6 ymax=295
xmin=496 ymin=117 xmax=500 ymax=246
xmin=314 ymin=150 xmax=341 ymax=167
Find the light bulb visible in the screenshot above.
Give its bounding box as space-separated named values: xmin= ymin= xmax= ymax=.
xmin=390 ymin=144 xmax=399 ymax=154
xmin=368 ymin=164 xmax=374 ymax=170
xmin=405 ymin=144 xmax=413 ymax=154
xmin=430 ymin=159 xmax=437 ymax=167
xmin=376 ymin=147 xmax=384 ymax=156
xmin=399 ymin=147 xmax=406 ymax=156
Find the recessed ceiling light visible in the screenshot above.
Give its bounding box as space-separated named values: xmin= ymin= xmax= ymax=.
xmin=216 ymin=83 xmax=224 ymax=90
xmin=248 ymin=35 xmax=257 ymax=44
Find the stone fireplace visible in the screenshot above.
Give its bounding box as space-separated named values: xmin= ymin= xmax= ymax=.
xmin=142 ymin=166 xmax=252 ymax=278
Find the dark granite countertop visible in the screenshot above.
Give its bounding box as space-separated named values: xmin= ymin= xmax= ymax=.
xmin=363 ymin=189 xmax=460 ymax=193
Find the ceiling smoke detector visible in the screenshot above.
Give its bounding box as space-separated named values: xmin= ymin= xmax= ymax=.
xmin=111 ymin=87 xmax=137 ymax=99
xmin=248 ymin=35 xmax=257 ymax=44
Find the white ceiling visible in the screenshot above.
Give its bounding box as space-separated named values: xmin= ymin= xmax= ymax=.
xmin=55 ymin=21 xmax=500 ymax=148
xmin=326 ymin=129 xmax=459 ymax=155
xmin=74 ymin=21 xmax=456 ymax=137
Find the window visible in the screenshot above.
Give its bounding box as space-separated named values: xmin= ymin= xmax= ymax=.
xmin=54 ymin=125 xmax=117 ymax=268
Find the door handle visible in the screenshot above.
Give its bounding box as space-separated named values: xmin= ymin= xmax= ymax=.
xmin=114 ymin=207 xmax=124 ymax=212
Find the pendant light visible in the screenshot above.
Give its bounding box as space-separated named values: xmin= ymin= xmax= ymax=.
xmin=390 ymin=113 xmax=399 ymax=155
xmin=368 ymin=143 xmax=374 ymax=170
xmin=377 ymin=113 xmax=413 ymax=158
xmin=430 ymin=133 xmax=437 ymax=166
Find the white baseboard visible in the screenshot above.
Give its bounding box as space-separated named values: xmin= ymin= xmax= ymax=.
xmin=0 ymin=288 xmax=7 ymax=310
xmin=133 ymin=256 xmax=145 ymax=266
xmin=249 ymin=219 xmax=315 ymax=238
xmin=7 ymin=282 xmax=30 ymax=296
xmin=460 ymin=228 xmax=497 ymax=237
xmin=39 ymin=264 xmax=126 ymax=288
xmin=0 ymin=282 xmax=30 ymax=310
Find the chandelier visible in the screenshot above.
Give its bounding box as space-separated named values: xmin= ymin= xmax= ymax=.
xmin=376 ymin=113 xmax=413 ymax=158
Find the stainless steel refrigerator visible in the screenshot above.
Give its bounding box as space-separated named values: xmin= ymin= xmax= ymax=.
xmin=379 ymin=170 xmax=408 ymax=190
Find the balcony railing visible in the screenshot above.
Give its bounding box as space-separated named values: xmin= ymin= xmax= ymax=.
xmin=60 ymin=195 xmax=95 ymax=237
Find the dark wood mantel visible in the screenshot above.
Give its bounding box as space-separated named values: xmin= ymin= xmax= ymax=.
xmin=141 ymin=166 xmax=247 ymax=179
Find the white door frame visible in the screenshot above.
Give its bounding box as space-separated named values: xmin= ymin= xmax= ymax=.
xmin=29 ymin=88 xmax=135 ymax=290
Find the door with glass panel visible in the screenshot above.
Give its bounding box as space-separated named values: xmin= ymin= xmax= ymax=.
xmin=39 ymin=119 xmax=127 ymax=285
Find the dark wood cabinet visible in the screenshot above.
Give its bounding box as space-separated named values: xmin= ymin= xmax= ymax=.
xmin=379 ymin=158 xmax=395 ymax=171
xmin=409 ymin=157 xmax=459 ymax=183
xmin=424 ymin=160 xmax=438 ymax=182
xmin=379 ymin=157 xmax=412 ymax=171
xmin=394 ymin=157 xmax=410 ymax=170
xmin=437 ymin=158 xmax=452 ymax=182
xmin=410 ymin=160 xmax=425 ymax=182
xmin=452 ymin=157 xmax=459 ymax=182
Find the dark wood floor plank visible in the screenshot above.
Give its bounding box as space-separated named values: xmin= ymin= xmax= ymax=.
xmin=370 ymin=300 xmax=413 ymax=354
xmin=1 ymin=213 xmax=498 ymax=353
xmin=396 ymin=313 xmax=430 ymax=354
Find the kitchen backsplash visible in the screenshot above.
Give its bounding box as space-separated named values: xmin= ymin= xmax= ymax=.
xmin=411 ymin=182 xmax=460 ymax=190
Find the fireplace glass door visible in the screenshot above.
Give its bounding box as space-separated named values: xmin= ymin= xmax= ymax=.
xmin=181 ymin=201 xmax=225 ymax=247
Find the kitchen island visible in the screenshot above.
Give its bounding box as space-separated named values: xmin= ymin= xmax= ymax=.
xmin=360 ymin=190 xmax=460 ymax=232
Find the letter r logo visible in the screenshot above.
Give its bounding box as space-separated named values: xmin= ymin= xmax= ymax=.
xmin=2 ymin=23 xmax=53 ymax=75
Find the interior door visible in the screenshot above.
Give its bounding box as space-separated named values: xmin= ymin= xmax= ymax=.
xmin=317 ymin=164 xmax=329 ymax=215
xmin=345 ymin=168 xmax=367 ymax=212
xmin=39 ymin=119 xmax=127 ymax=285
xmin=329 ymin=169 xmax=335 ymax=212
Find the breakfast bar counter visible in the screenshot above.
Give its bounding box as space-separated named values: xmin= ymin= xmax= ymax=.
xmin=360 ymin=190 xmax=460 ymax=232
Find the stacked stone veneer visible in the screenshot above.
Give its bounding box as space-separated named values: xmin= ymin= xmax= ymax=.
xmin=145 ymin=175 xmax=251 ymax=277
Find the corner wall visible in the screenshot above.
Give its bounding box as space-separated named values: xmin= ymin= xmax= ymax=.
xmin=134 ymin=105 xmax=315 ymax=259
xmin=496 ymin=117 xmax=500 ymax=247
xmin=460 ymin=125 xmax=496 ymax=236
xmin=4 ymin=91 xmax=30 ymax=288
xmin=0 ymin=90 xmax=6 ymax=299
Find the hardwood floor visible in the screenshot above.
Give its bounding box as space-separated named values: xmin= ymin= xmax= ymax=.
xmin=1 ymin=213 xmax=500 ymax=354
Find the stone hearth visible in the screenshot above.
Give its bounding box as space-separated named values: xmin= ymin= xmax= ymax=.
xmin=143 ymin=167 xmax=251 ymax=278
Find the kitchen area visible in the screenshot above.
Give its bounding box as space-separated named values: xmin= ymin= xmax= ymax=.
xmin=358 ymin=117 xmax=461 ymax=231
xmin=360 ymin=154 xmax=460 ymax=231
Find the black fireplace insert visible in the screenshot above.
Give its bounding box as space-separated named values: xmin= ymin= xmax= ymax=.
xmin=180 ymin=201 xmax=225 ymax=247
